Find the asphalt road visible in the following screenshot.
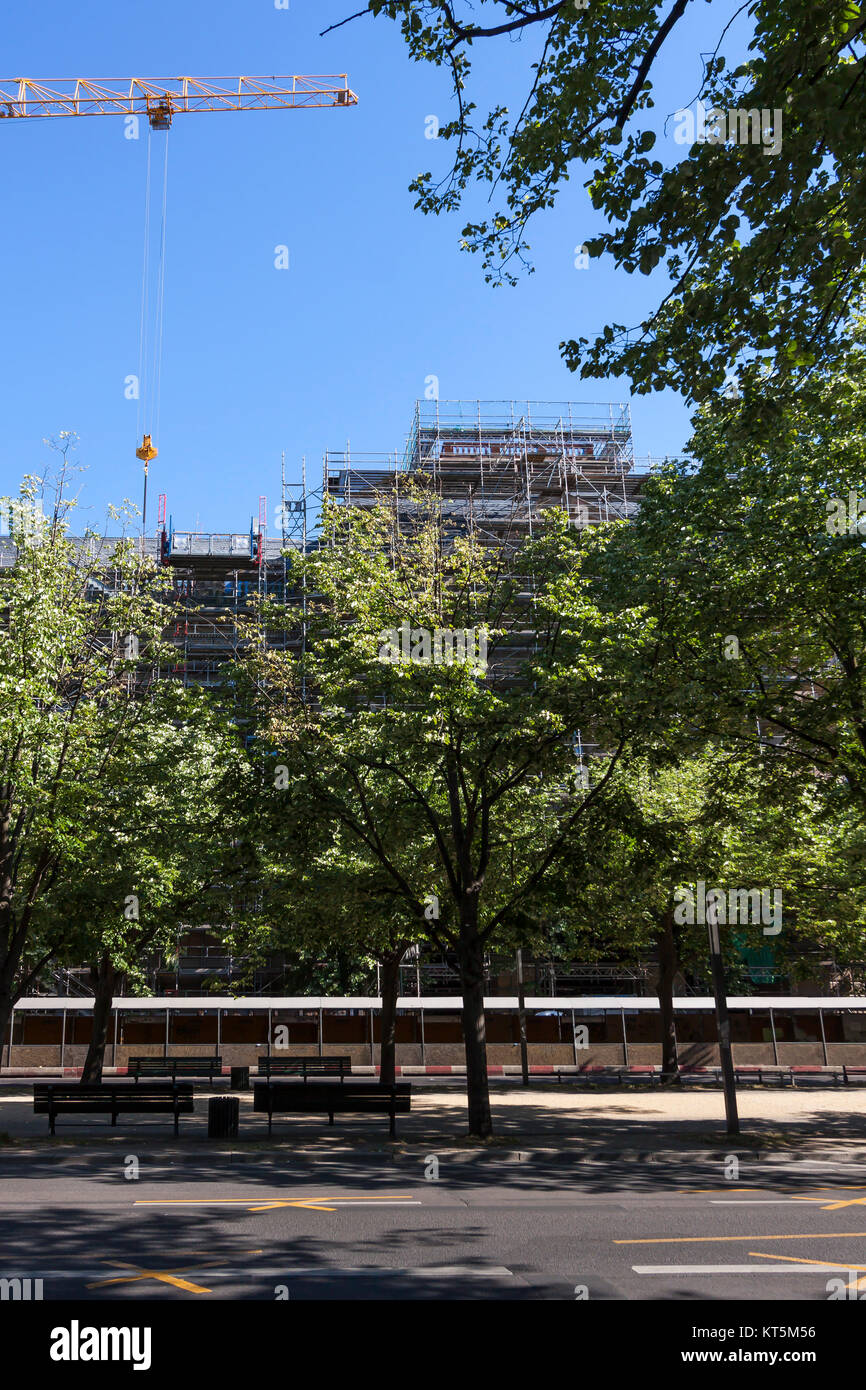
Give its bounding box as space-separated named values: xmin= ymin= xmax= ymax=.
xmin=3 ymin=1148 xmax=866 ymax=1301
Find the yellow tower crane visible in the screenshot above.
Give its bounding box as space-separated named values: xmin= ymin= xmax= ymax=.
xmin=0 ymin=75 xmax=357 ymax=126
xmin=0 ymin=76 xmax=358 ymax=531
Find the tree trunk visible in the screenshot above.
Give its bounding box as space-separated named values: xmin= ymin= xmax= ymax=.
xmin=457 ymin=928 xmax=493 ymax=1138
xmin=656 ymin=906 xmax=680 ymax=1083
xmin=336 ymin=948 xmax=352 ymax=996
xmin=0 ymin=933 xmax=27 ymax=1069
xmin=0 ymin=994 xmax=15 ymax=1073
xmin=81 ymin=955 xmax=116 ymax=1083
xmin=378 ymin=948 xmax=405 ymax=1087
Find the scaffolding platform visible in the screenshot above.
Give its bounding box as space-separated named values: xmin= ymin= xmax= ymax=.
xmin=322 ymin=399 xmax=647 ymax=539
xmin=160 ymin=524 xmax=264 ymax=574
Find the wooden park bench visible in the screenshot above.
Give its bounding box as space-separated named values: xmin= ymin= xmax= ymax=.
xmin=253 ymin=1080 xmax=411 ymax=1138
xmin=790 ymin=1065 xmax=842 ymax=1086
xmin=568 ymin=1066 xmax=660 ymax=1086
xmin=734 ymin=1066 xmax=786 ymax=1086
xmin=571 ymin=1067 xmax=628 ymax=1086
xmin=679 ymin=1066 xmax=722 ymax=1085
xmin=34 ymin=1083 xmax=195 ymax=1136
xmin=257 ymin=1055 xmax=352 ymax=1081
xmin=843 ymin=1065 xmax=866 ymax=1086
xmin=619 ymin=1066 xmax=661 ymax=1085
xmin=127 ymin=1056 xmax=222 ymax=1086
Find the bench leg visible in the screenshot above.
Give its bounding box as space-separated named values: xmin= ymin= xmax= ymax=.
xmin=390 ymin=1110 xmax=396 ymax=1140
xmin=329 ymin=1110 xmax=334 ymax=1125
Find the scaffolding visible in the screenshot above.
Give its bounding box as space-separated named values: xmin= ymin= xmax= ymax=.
xmin=323 ymin=399 xmax=646 ymax=544
xmin=53 ymin=400 xmax=656 ymax=690
xmin=151 ymin=503 xmax=281 ymax=687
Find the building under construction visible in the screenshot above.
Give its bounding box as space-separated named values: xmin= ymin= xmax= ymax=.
xmin=152 ymin=500 xmax=288 ymax=688
xmin=320 ymin=399 xmax=645 ymax=542
xmin=4 ymin=399 xmax=832 ymax=1005
xmin=103 ymin=398 xmax=652 ymax=688
xmin=2 ymin=399 xmax=654 ymax=688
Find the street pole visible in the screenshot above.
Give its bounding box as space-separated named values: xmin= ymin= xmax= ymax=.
xmin=516 ymin=948 xmax=529 ymax=1086
xmin=706 ymin=905 xmax=740 ymax=1135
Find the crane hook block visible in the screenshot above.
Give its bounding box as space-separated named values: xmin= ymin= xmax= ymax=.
xmin=136 ymin=433 xmax=158 ymax=464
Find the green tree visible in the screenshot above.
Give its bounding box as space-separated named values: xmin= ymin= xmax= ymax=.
xmin=51 ymin=686 xmax=255 ymax=1082
xmin=241 ymin=493 xmax=662 ymax=1136
xmin=559 ymin=752 xmax=730 ymax=1078
xmin=558 ymin=750 xmax=866 ymax=1076
xmin=234 ymin=787 xmax=424 ymax=1085
xmin=0 ymin=484 xmax=183 ymax=1051
xmin=357 ymin=0 xmax=866 ymax=399
xmin=603 ymin=336 xmax=866 ymax=808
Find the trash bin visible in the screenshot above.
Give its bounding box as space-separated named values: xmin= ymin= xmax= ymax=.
xmin=230 ymin=1066 xmax=250 ymax=1091
xmin=208 ymin=1095 xmax=239 ymax=1139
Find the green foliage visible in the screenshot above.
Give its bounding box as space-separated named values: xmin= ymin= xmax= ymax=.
xmin=0 ymin=482 xmax=254 ymax=1011
xmin=556 ymin=749 xmax=866 ymax=985
xmin=239 ymin=492 xmax=664 ymax=956
xmin=365 ymin=0 xmax=866 ymax=400
xmin=50 ymin=683 xmax=256 ymax=991
xmin=603 ymin=335 xmax=866 ymax=806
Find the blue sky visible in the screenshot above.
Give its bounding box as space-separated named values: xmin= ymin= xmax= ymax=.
xmin=0 ymin=1 xmax=742 ymax=534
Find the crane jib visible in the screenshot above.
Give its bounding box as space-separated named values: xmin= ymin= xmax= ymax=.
xmin=0 ymin=76 xmax=358 ymax=126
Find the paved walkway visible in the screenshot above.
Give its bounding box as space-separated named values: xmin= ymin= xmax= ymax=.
xmin=3 ymin=1082 xmax=866 ymax=1157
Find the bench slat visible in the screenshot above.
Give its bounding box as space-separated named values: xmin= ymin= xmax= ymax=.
xmin=33 ymin=1084 xmax=195 ymax=1134
xmin=127 ymin=1057 xmax=221 ymax=1086
xmin=253 ymin=1081 xmax=411 ymax=1137
xmin=257 ymin=1056 xmax=352 ymax=1080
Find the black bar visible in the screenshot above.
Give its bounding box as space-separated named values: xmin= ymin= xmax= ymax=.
xmin=707 ymin=916 xmax=740 ymax=1135
xmin=516 ymin=948 xmax=529 ymax=1087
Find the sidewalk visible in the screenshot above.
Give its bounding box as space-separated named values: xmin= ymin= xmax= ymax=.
xmin=3 ymin=1082 xmax=866 ymax=1159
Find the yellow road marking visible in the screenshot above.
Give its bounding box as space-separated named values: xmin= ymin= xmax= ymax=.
xmin=247 ymin=1200 xmax=337 ymax=1212
xmin=678 ymin=1186 xmax=866 ymax=1196
xmin=90 ymin=1268 xmax=215 ymax=1294
xmin=615 ymin=1232 xmax=866 ymax=1245
xmin=134 ymin=1195 xmax=416 ymax=1214
xmin=134 ymin=1198 xmax=318 ymax=1205
xmin=677 ymin=1189 xmax=764 ymax=1194
xmin=134 ymin=1195 xmax=415 ymax=1205
xmin=87 ymin=1255 xmax=246 ymax=1294
xmin=87 ymin=1248 xmax=262 ymax=1293
xmin=750 ymin=1250 xmax=866 ymax=1289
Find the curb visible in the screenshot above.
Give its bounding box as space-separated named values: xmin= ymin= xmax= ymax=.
xmin=1 ymin=1064 xmax=577 ymax=1079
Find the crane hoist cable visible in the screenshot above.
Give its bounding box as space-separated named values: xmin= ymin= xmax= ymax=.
xmin=153 ymin=134 xmax=169 ymax=453
xmin=136 ymin=128 xmax=169 ymax=538
xmin=135 ymin=129 xmax=152 ymax=449
xmin=0 ymin=77 xmax=358 ymax=544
